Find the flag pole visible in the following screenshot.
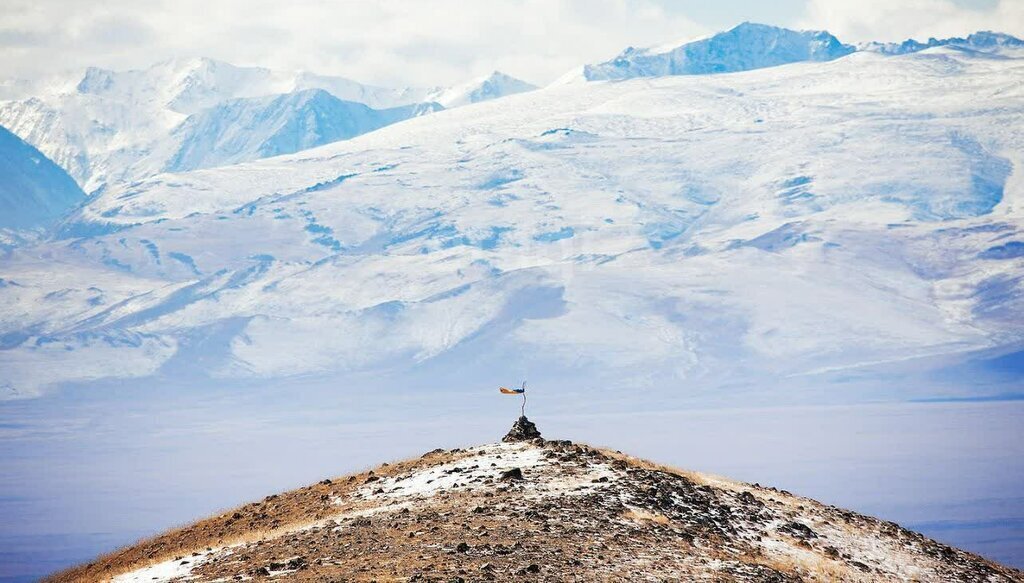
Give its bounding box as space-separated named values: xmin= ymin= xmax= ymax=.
xmin=521 ymin=381 xmax=527 ymax=416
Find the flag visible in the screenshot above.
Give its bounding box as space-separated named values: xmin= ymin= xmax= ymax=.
xmin=499 ymin=386 xmax=524 ymax=394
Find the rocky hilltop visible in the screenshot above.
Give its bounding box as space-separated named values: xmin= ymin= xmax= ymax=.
xmin=50 ymin=419 xmax=1021 ymax=582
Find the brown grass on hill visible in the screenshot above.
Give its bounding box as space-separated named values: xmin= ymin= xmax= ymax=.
xmin=741 ymin=545 xmax=862 ymax=582
xmin=44 ymin=447 xmax=471 ymax=582
xmin=621 ymin=507 xmax=671 ymax=525
xmin=594 ymin=446 xmax=736 ymax=487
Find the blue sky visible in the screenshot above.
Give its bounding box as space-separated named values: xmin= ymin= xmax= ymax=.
xmin=1 ymin=0 xmax=1022 ymax=91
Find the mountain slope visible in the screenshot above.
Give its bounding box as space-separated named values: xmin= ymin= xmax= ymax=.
xmin=572 ymin=22 xmax=855 ymax=82
xmin=49 ymin=423 xmax=1021 ymax=582
xmin=0 ymin=124 xmax=85 ymax=230
xmin=163 ymin=90 xmax=442 ymax=173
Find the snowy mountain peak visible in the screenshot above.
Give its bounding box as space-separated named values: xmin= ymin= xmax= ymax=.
xmin=961 ymin=31 xmax=1024 ymax=49
xmin=858 ymin=30 xmax=1024 ymax=55
xmin=575 ymin=22 xmax=854 ymax=81
xmin=68 ymin=57 xmax=284 ymax=115
xmin=75 ymin=66 xmax=116 ymax=94
xmin=427 ymin=70 xmax=537 ymax=107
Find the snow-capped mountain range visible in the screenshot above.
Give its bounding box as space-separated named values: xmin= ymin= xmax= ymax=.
xmin=0 ymin=58 xmax=536 ymax=193
xmin=0 ymin=23 xmax=1022 ymax=399
xmin=857 ymin=29 xmax=1024 ymax=55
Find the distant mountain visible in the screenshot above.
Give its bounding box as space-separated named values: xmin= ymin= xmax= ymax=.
xmin=858 ymin=31 xmax=1024 ymax=55
xmin=1 ymin=37 xmax=1021 ymax=399
xmin=425 ymin=71 xmax=537 ymax=107
xmin=72 ymin=57 xmax=422 ymax=115
xmin=0 ymin=125 xmax=84 ymax=230
xmin=0 ymin=59 xmax=532 ymax=193
xmin=164 ymin=89 xmax=442 ymax=173
xmin=0 ymin=58 xmax=441 ymax=192
xmin=568 ymin=22 xmax=855 ymax=82
xmin=564 ymin=24 xmax=1024 ymax=85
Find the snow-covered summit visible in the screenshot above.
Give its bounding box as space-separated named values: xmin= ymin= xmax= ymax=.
xmin=571 ymin=22 xmax=854 ymax=82
xmin=858 ymin=31 xmax=1024 ymax=56
xmin=426 ymin=71 xmax=537 ymax=107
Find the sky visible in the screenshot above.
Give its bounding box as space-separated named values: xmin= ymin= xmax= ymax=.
xmin=0 ymin=0 xmax=1023 ymax=90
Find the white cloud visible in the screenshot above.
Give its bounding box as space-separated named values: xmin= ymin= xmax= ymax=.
xmin=0 ymin=0 xmax=706 ymax=87
xmin=1 ymin=0 xmax=1021 ymax=89
xmin=798 ymin=0 xmax=1024 ymax=43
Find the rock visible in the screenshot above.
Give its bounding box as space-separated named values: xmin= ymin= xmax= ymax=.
xmin=780 ymin=521 xmax=818 ymax=539
xmin=503 ymin=416 xmax=541 ymax=442
xmin=500 ymin=468 xmax=524 ymax=481
xmin=455 ymin=542 xmax=470 ymax=553
xmin=738 ymin=491 xmax=758 ymax=505
xmin=286 ymin=557 xmax=307 ymax=570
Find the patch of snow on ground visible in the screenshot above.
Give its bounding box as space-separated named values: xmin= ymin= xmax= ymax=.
xmin=110 ymin=552 xmax=210 ymax=583
xmin=355 ymin=443 xmax=620 ymax=502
